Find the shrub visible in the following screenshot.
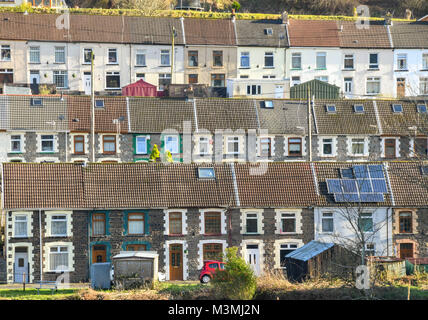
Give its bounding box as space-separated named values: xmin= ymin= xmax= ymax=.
xmin=211 ymin=247 xmax=257 ymax=300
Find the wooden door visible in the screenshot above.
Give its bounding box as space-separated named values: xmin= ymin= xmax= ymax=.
xmin=397 ymin=78 xmax=406 ymax=98
xmin=400 ymin=243 xmax=414 ymax=259
xmin=92 ymin=245 xmax=107 ymax=263
xmin=169 ymin=244 xmax=183 ymax=281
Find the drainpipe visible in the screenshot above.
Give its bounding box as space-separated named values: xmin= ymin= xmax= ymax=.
xmin=39 ymin=209 xmax=42 ymax=282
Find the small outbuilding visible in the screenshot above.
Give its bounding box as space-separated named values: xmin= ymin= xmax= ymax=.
xmin=122 ymin=79 xmax=161 ymax=97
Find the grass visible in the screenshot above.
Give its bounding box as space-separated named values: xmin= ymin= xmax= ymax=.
xmin=0 ymin=288 xmax=79 ymax=300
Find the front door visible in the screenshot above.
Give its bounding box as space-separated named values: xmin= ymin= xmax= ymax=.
xmin=84 ymin=72 xmax=91 ymax=95
xmin=245 ymin=244 xmax=260 ymax=276
xmin=397 ymin=78 xmax=406 ymax=98
xmin=92 ymin=245 xmax=107 ymax=264
xmin=14 ymin=250 xmax=28 ymax=283
xmin=169 ymin=244 xmax=183 ymax=281
xmin=275 ymin=85 xmax=284 ymax=98
xmin=400 ymin=243 xmax=414 ymax=259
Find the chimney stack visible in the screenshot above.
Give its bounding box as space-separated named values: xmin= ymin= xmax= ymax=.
xmin=384 ymin=12 xmax=393 ymax=26
xmin=281 ymin=11 xmax=289 ymax=25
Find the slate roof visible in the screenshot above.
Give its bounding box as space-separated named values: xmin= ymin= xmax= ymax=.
xmin=287 ymin=19 xmax=340 ymax=47
xmin=375 ymin=100 xmax=428 ymax=136
xmin=183 ymin=18 xmax=236 ymax=46
xmin=389 ymin=21 xmax=428 ymax=49
xmin=337 ymin=20 xmax=391 ymax=48
xmin=312 ymin=99 xmax=378 ymax=135
xmin=67 ymin=95 xmax=129 ymax=133
xmin=235 ymin=19 xmax=287 ymax=47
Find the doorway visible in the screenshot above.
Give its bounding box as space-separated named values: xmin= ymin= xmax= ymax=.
xmin=14 ymin=247 xmax=29 ymax=283
xmin=399 ymin=243 xmax=414 ymax=259
xmin=396 ymin=78 xmax=406 ymax=98
xmin=84 ymin=72 xmax=91 ymax=95
xmin=275 ymin=85 xmax=284 ymax=98
xmin=245 ymin=244 xmax=261 ymax=276
xmin=92 ymin=245 xmax=107 ymax=263
xmin=169 ymin=244 xmax=183 ymax=281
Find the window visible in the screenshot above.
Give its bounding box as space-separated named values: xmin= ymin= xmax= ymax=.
xmin=321 ymin=212 xmax=334 ymax=233
xmin=291 ymin=53 xmax=301 ymax=69
xmin=136 ymin=136 xmax=148 ymax=154
xmin=397 ymin=54 xmax=407 ymax=70
xmin=102 ymin=135 xmax=116 ymax=154
xmin=95 ymin=99 xmax=104 ymax=108
xmin=344 ymin=77 xmax=353 ymax=94
xmin=198 ymin=167 xmax=215 ymax=179
xmin=211 ymin=73 xmax=225 ymax=87
xmin=262 ymin=100 xmax=273 ymax=108
xmin=420 ymin=77 xmax=428 ymax=95
xmin=54 ymin=46 xmax=65 ymax=63
xmin=392 ymin=104 xmax=403 ymax=113
xmin=354 ymin=104 xmax=365 ymax=113
xmin=279 ymin=243 xmax=298 ymax=267
xmin=291 ymin=76 xmax=301 ymax=87
xmin=106 ymin=71 xmax=120 ymax=89
xmin=41 ymin=135 xmax=54 ymax=152
xmin=344 ymin=54 xmax=354 ymax=69
xmin=0 ymin=68 xmax=13 ymax=84
xmin=10 ymin=135 xmax=22 ymax=153
xmin=126 ymin=244 xmax=146 ymax=251
xmin=198 ymin=137 xmax=209 ymax=155
xmin=14 ymin=215 xmax=28 ymax=237
xmin=29 ymin=46 xmax=40 ymax=63
xmin=203 ymin=243 xmax=223 ymax=261
xmin=1 ymin=45 xmax=11 ymax=61
xmin=264 ymin=52 xmax=274 ymax=68
xmin=83 ymin=48 xmax=92 ymax=64
xmin=51 ymin=215 xmax=67 ymax=236
xmin=258 ymin=137 xmax=271 ymax=157
xmin=365 ymin=243 xmax=375 ymax=256
xmin=136 ymin=49 xmax=146 ymax=66
xmin=246 ymin=84 xmax=261 ymax=95
xmin=188 ymin=74 xmax=198 ymax=84
xmin=49 ymin=246 xmax=69 ymax=271
xmin=108 ymin=48 xmax=118 ymax=64
xmin=204 ymin=212 xmax=221 ymax=235
xmin=136 ymin=73 xmax=145 ymax=81
xmin=315 ymin=76 xmax=328 ymax=82
xmin=169 ymin=212 xmax=182 ymax=235
xmin=415 ymin=138 xmax=428 ymax=156
xmin=160 ymin=49 xmax=170 ymax=66
xmin=422 ymin=53 xmax=428 ymax=70
xmin=321 ymin=138 xmax=333 ymax=156
xmin=73 ymin=135 xmax=85 ymax=154
xmin=288 ymin=138 xmax=302 ymax=156
xmin=399 ymin=212 xmax=412 ymax=233
xmin=264 ymin=28 xmax=273 ymax=35
xmin=351 ymin=138 xmax=365 ymax=155
xmin=384 ymin=138 xmax=396 ymax=159
xmin=30 ymin=98 xmax=43 ymax=106
xmin=188 ymin=50 xmax=198 ymax=67
xmin=366 ymin=77 xmax=380 ymax=95
xmin=92 ymin=213 xmax=106 ymax=236
xmin=417 ymin=104 xmax=427 ymax=113
xmin=359 ymin=213 xmax=373 ymax=232
xmin=158 ymin=73 xmax=171 ymax=91
xmin=245 ymin=213 xmax=258 ymax=234
xmin=213 ymin=51 xmax=223 ymax=67
xmin=240 ymin=52 xmax=250 ymax=68
xmin=226 ymin=136 xmax=240 ymax=155
xmin=128 ymin=213 xmax=144 ymax=235
xmin=316 ymin=52 xmax=326 ymax=69
xmin=165 ymin=135 xmax=179 ymax=154
xmin=53 ymin=70 xmax=68 ymax=88
xmin=281 ymin=213 xmax=296 ymax=233
xmin=326 ymin=105 xmax=336 ymax=113
xmin=369 ymin=53 xmax=379 ymax=69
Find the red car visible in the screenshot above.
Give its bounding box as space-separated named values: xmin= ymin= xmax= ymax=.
xmin=199 ymin=260 xmax=226 ymax=283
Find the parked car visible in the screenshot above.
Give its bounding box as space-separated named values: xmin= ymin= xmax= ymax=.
xmin=199 ymin=260 xmax=225 ymax=283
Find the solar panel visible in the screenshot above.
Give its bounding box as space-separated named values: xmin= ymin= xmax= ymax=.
xmin=353 ymin=165 xmax=369 ymax=178
xmin=356 ymin=179 xmax=373 ymax=193
xmin=372 ymin=179 xmax=388 ymax=193
xmin=334 ymin=193 xmax=360 ymax=202
xmin=359 ymin=193 xmax=384 ymax=202
xmin=326 ymin=179 xmax=342 ymax=193
xmin=368 ymin=165 xmax=384 ymax=178
xmin=340 ymin=168 xmax=354 ymax=179
xmin=341 ymin=179 xmax=358 ymax=193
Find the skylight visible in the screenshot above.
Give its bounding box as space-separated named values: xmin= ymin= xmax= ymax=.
xmin=95 ymin=99 xmax=105 ymax=108
xmin=262 ymin=100 xmax=273 ymax=108
xmin=30 ymin=98 xmax=43 ymax=107
xmin=392 ymin=104 xmax=403 ymax=113
xmin=326 ymin=105 xmax=336 ymax=113
xmin=417 ymin=104 xmax=427 ymax=113
xmin=353 ymin=104 xmax=365 ymax=113
xmin=198 ymin=167 xmax=215 ymax=179
xmin=264 ymin=28 xmax=273 ymax=35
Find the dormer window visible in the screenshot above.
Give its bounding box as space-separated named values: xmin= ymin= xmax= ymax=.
xmin=417 ymin=104 xmax=427 ymax=113
xmin=264 ymin=28 xmax=273 ymax=36
xmin=353 ymin=104 xmax=365 ymax=113
xmin=95 ymin=99 xmax=105 ymax=108
xmin=198 ymin=167 xmax=215 ymax=179
xmin=261 ymin=100 xmax=273 ymax=108
xmin=30 ymin=98 xmax=43 ymax=107
xmin=421 ymin=166 xmax=428 ymax=176
xmin=326 ymin=105 xmax=336 ymax=113
xmin=392 ymin=104 xmax=403 ymax=113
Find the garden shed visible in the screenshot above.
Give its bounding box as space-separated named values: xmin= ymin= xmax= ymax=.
xmin=122 ymin=79 xmax=160 ymax=97
xmin=290 ymin=79 xmax=340 ymax=99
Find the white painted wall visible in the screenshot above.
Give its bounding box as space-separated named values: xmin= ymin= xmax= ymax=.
xmin=393 ymin=49 xmax=428 ymax=97
xmin=237 ymin=47 xmax=286 ymax=79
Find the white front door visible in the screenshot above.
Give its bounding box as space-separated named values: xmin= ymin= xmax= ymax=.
xmin=275 ymin=85 xmax=284 ymax=98
xmin=14 ymin=252 xmax=28 ymax=283
xmin=84 ymin=73 xmax=91 ymax=95
xmin=246 ymin=245 xmax=260 ymax=276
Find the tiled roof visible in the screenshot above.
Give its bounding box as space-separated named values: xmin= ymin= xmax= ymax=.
xmin=386 ymin=162 xmax=428 ymax=206
xmin=183 ymin=18 xmax=236 ymax=46
xmin=234 ymin=162 xmax=319 ymax=207
xmin=195 ymin=98 xmax=259 ymax=132
xmin=3 ymin=163 xmax=85 ymax=209
xmin=390 ymin=21 xmax=428 ymax=48
xmin=128 ymin=97 xmax=195 ymax=133
xmin=375 ymin=100 xmax=428 ymax=136
xmin=313 ymin=99 xmax=379 ymax=135
xmin=287 ymin=19 xmax=340 ymax=47
xmin=67 ymin=95 xmax=129 ymax=133
xmin=235 ymin=19 xmax=287 ymax=47
xmin=0 ymin=13 xmax=184 ymax=45
xmin=337 ymin=20 xmax=391 ymax=48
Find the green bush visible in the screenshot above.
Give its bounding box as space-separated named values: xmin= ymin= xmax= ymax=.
xmin=211 ymin=247 xmax=257 ymax=300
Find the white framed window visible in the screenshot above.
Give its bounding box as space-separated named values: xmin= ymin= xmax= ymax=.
xmin=198 ymin=136 xmax=210 ymax=155
xmin=165 ymin=135 xmax=179 ymax=154
xmin=369 ymin=53 xmax=379 ymax=69
xmin=240 ymin=52 xmax=250 ymax=68
xmin=291 ymin=53 xmax=301 ymax=69
xmin=53 ymin=70 xmax=68 ymax=88
xmin=246 ymin=84 xmax=261 ymax=95
xmin=51 ymin=215 xmax=67 ymax=236
xmin=344 ymin=77 xmax=353 ymax=94
xmin=108 ymin=48 xmax=118 ymax=64
xmin=160 ymin=49 xmax=170 ymax=66
xmin=29 ymin=46 xmax=40 ymax=64
xmin=240 ymin=210 xmax=263 ymax=235
xmin=54 ymin=46 xmax=65 ymax=64
xmin=319 ymin=137 xmax=336 ymax=157
xmin=164 ymin=209 xmax=188 ymax=236
xmin=321 ymin=212 xmax=334 ymax=233
xmin=1 ymin=44 xmax=11 ymax=61
xmin=14 ymin=215 xmax=28 ymax=237
xmin=136 ymin=49 xmax=146 ymax=66
xmin=291 ymin=76 xmax=301 ymax=87
xmin=359 ymin=212 xmax=373 ymax=233
xmin=315 ymin=76 xmax=328 ymax=82
xmin=420 ymin=77 xmax=428 ymax=95
xmin=158 ymin=73 xmax=171 ymax=91
xmin=350 ymin=138 xmax=366 ymax=156
xmin=275 ymin=209 xmax=302 ymax=234
xmin=135 ymin=135 xmax=148 ymax=154
xmin=264 ymin=52 xmax=274 ymax=68
xmin=45 ymin=243 xmax=74 ymax=273
xmin=316 ymin=52 xmax=326 ymax=69
xmin=106 ymin=71 xmax=120 ymax=89
xmin=83 ymin=48 xmax=92 ymax=64
xmin=40 ymin=134 xmax=55 ymax=153
xmin=280 ymin=213 xmax=296 ymax=233
xmin=397 ymin=53 xmax=407 ymax=70
xmin=344 ymin=54 xmax=354 ymax=69
xmin=275 ymin=240 xmax=303 ymax=269
xmin=366 ymin=77 xmax=380 ymax=95
xmin=258 ymin=137 xmax=273 ymax=157
xmin=226 ymin=136 xmax=240 ymax=155
xmin=10 ymin=135 xmax=22 ymax=153
xmin=422 ymin=53 xmax=428 ymax=70
xmin=136 ymin=73 xmax=145 ymax=81
xmin=200 ymin=209 xmax=227 ymax=236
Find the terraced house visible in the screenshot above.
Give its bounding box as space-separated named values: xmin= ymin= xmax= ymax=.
xmin=2 ymin=161 xmax=427 ymax=283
